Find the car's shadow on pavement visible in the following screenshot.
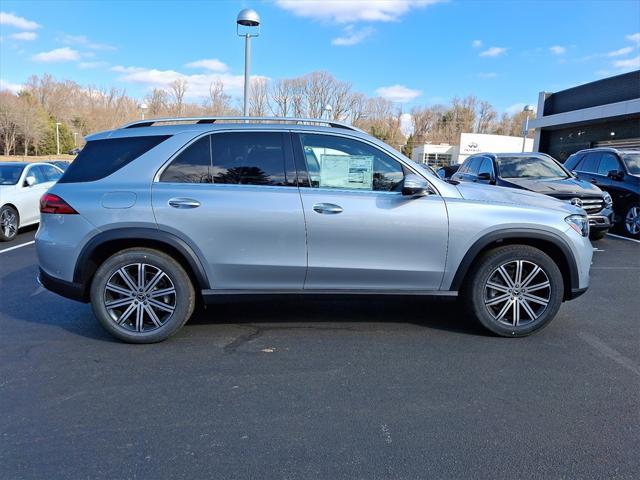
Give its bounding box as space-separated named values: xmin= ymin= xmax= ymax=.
xmin=189 ymin=295 xmax=489 ymax=337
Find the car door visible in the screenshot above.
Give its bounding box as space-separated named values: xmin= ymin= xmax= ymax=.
xmin=293 ymin=132 xmax=449 ymax=291
xmin=153 ymin=131 xmax=307 ymax=290
xmin=476 ymin=157 xmax=496 ymax=184
xmin=17 ymin=165 xmax=49 ymax=225
xmin=453 ymin=157 xmax=481 ymax=183
xmin=574 ymin=152 xmax=601 ymax=185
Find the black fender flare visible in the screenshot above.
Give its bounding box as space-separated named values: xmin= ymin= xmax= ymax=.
xmin=73 ymin=227 xmax=210 ymax=290
xmin=449 ymin=228 xmax=580 ymax=297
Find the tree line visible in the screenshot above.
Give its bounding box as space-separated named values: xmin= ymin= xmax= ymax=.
xmin=0 ymin=72 xmax=532 ymax=157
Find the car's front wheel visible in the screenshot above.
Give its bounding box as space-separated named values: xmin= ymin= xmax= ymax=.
xmin=0 ymin=205 xmax=19 ymax=242
xmin=463 ymin=245 xmax=564 ymax=337
xmin=90 ymin=248 xmax=196 ymax=343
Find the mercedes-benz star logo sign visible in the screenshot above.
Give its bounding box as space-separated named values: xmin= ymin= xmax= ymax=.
xmin=570 ymin=198 xmax=583 ymax=208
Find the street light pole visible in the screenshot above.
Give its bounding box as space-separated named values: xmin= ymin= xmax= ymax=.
xmin=521 ymin=105 xmax=535 ymax=152
xmin=55 ymin=122 xmax=61 ymax=155
xmin=236 ymin=9 xmax=261 ymax=117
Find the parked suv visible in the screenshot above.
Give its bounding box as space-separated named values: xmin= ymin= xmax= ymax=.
xmin=564 ymin=148 xmax=640 ymax=239
xmin=451 ymin=152 xmax=614 ymax=240
xmin=36 ymin=117 xmax=593 ymax=343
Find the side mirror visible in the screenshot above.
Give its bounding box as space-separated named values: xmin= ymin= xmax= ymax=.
xmin=25 ymin=176 xmax=36 ymax=187
xmin=477 ymin=172 xmax=493 ymax=182
xmin=608 ymin=170 xmax=624 ymax=181
xmin=402 ymin=174 xmax=429 ymax=197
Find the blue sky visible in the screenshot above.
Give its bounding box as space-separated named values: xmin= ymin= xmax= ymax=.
xmin=1 ymin=0 xmax=639 ymax=114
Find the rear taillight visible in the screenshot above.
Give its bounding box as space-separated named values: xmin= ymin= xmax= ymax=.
xmin=40 ymin=193 xmax=78 ymax=215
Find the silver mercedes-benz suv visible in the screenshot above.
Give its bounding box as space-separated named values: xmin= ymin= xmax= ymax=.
xmin=36 ymin=117 xmax=593 ymax=343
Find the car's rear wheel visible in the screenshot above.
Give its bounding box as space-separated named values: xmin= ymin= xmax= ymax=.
xmin=623 ymin=203 xmax=640 ymax=239
xmin=90 ymin=248 xmax=196 ymax=343
xmin=463 ymin=245 xmax=564 ymax=337
xmin=0 ymin=205 xmax=19 ymax=242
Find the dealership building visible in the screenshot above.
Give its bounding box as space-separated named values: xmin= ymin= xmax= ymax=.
xmin=530 ymin=70 xmax=640 ymax=162
xmin=412 ymin=133 xmax=533 ymax=168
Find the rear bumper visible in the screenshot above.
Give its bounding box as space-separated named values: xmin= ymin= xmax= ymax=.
xmin=38 ymin=268 xmax=88 ymax=303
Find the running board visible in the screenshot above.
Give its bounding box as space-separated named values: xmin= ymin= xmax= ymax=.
xmin=201 ymin=289 xmax=458 ymax=303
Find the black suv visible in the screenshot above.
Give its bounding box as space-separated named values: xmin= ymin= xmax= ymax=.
xmin=564 ymin=148 xmax=640 ymax=239
xmin=451 ymin=152 xmax=614 ymax=240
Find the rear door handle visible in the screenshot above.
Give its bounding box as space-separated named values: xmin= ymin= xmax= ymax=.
xmin=168 ymin=198 xmax=201 ymax=209
xmin=313 ymin=203 xmax=343 ymax=215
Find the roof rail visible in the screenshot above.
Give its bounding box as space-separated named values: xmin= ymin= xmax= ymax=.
xmin=119 ymin=116 xmax=365 ymax=133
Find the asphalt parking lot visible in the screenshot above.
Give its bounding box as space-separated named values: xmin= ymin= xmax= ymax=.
xmin=1 ymin=228 xmax=639 ymax=480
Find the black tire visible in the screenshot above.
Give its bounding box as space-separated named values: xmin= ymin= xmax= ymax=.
xmin=462 ymin=245 xmax=564 ymax=337
xmin=589 ymin=229 xmax=608 ymax=241
xmin=0 ymin=205 xmax=19 ymax=242
xmin=90 ymin=248 xmax=196 ymax=343
xmin=621 ymin=202 xmax=640 ymax=239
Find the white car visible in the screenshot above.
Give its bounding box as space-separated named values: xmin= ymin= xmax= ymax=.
xmin=0 ymin=162 xmax=64 ymax=241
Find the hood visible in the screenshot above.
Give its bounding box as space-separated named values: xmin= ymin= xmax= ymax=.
xmin=502 ymin=176 xmax=601 ymax=197
xmin=455 ymin=182 xmax=581 ymax=215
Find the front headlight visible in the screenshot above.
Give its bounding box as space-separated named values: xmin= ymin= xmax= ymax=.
xmin=602 ymin=191 xmax=613 ymax=208
xmin=566 ymin=214 xmax=589 ymax=237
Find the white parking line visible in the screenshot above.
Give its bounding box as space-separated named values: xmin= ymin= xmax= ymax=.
xmin=606 ymin=233 xmax=640 ymax=244
xmin=579 ymin=332 xmax=640 ymax=378
xmin=0 ymin=241 xmax=35 ymax=254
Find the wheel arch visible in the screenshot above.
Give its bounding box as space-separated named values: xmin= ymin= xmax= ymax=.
xmin=74 ymin=228 xmax=210 ymax=300
xmin=450 ymin=229 xmax=579 ymax=301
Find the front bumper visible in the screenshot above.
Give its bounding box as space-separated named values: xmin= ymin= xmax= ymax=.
xmin=38 ymin=268 xmax=88 ymax=303
xmin=587 ymin=207 xmax=614 ymax=232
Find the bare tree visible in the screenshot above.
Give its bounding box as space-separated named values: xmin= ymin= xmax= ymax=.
xmin=145 ymin=88 xmax=169 ymax=117
xmin=476 ymin=100 xmax=496 ymax=134
xmin=249 ymin=78 xmax=269 ymax=116
xmin=205 ymin=79 xmax=231 ymax=115
xmin=168 ymin=79 xmax=188 ymax=116
xmin=0 ymin=91 xmax=20 ymax=155
xmin=16 ymin=92 xmax=48 ymax=155
xmin=270 ymin=79 xmax=294 ymax=117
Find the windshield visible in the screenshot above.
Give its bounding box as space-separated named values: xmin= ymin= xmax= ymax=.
xmin=622 ymin=153 xmax=640 ymax=175
xmin=0 ymin=165 xmax=25 ymax=185
xmin=496 ymin=156 xmax=569 ymax=179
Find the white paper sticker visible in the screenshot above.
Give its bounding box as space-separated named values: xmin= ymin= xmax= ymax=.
xmin=319 ymin=154 xmax=374 ymax=189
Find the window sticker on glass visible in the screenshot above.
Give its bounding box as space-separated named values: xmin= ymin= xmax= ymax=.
xmin=319 ymin=155 xmax=374 ymax=190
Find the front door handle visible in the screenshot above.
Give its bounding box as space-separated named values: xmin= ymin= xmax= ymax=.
xmin=313 ymin=203 xmax=343 ymax=215
xmin=168 ymin=198 xmax=201 ymax=209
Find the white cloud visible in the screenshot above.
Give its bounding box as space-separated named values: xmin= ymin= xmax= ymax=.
xmin=608 ymin=46 xmax=633 ymax=57
xmin=112 ymin=64 xmax=268 ymax=98
xmin=375 ymin=84 xmax=421 ymax=103
xmin=10 ymin=31 xmax=37 ymax=41
xmin=78 ymin=61 xmax=109 ymax=69
xmin=613 ymin=55 xmax=640 ymax=69
xmin=479 ymin=46 xmax=506 ymax=57
xmin=275 ymin=0 xmax=443 ymax=23
xmin=0 ymin=78 xmax=22 ymax=93
xmin=626 ymin=32 xmax=640 ymax=44
xmin=549 ymin=45 xmax=566 ymax=55
xmin=184 ymin=58 xmax=229 ymax=72
xmin=332 ymin=26 xmax=374 ymax=46
xmin=477 ymin=72 xmax=497 ymax=79
xmin=471 ymin=39 xmax=482 ymax=48
xmin=400 ymin=113 xmax=413 ymax=136
xmin=32 ymin=47 xmax=81 ymax=62
xmin=0 ymin=12 xmax=41 ymax=30
xmin=505 ymin=103 xmax=531 ymax=115
xmin=61 ymin=34 xmax=116 ymax=51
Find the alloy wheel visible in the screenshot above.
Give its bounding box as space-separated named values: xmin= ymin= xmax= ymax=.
xmin=484 ymin=260 xmax=551 ymax=327
xmin=1 ymin=209 xmax=18 ymax=239
xmin=103 ymin=263 xmax=176 ymax=333
xmin=625 ymin=206 xmax=639 ymax=235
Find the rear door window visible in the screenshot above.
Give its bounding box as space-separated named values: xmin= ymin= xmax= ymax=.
xmin=59 ymin=135 xmax=170 ymax=183
xmin=577 ymin=153 xmax=600 ymax=173
xmin=160 ymin=136 xmax=212 ymax=183
xmin=211 ymin=132 xmax=289 ymax=186
xmin=596 ymin=153 xmax=621 ymax=176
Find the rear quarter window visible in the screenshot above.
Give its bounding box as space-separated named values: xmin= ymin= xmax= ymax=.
xmin=59 ymin=135 xmax=170 ymax=183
